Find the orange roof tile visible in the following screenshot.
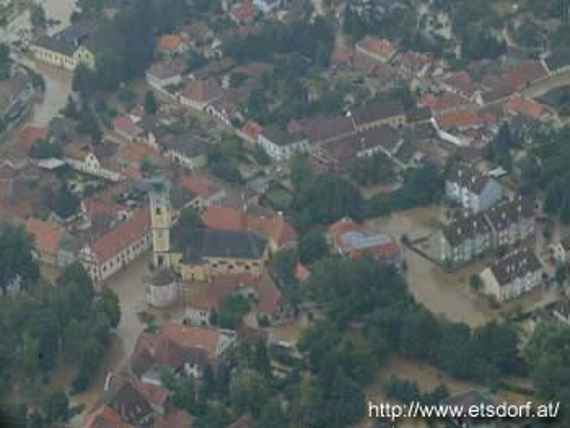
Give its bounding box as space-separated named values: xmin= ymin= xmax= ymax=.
xmin=436 ymin=110 xmax=486 ymax=130
xmin=84 ymin=405 xmax=133 ymax=428
xmin=181 ymin=174 xmax=223 ymax=199
xmin=160 ymin=323 xmax=221 ymax=359
xmin=240 ymin=120 xmax=264 ymax=141
xmin=505 ymin=94 xmax=547 ymax=120
xmin=357 ymin=36 xmax=396 ymax=60
xmin=92 ymin=208 xmax=150 ymax=264
xmin=26 ymin=218 xmax=63 ymax=256
xmin=158 ymin=34 xmax=183 ymax=51
xmin=203 ymin=206 xmax=247 ymax=231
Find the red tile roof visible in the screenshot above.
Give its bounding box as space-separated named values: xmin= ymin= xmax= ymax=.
xmin=84 ymin=405 xmax=133 ymax=428
xmin=505 ymin=94 xmax=547 ymax=120
xmin=154 ymin=408 xmax=194 ymax=428
xmin=357 ymin=36 xmax=396 ymax=60
xmin=160 ymin=323 xmax=222 ymax=359
xmin=18 ymin=126 xmax=48 ymax=155
xmin=92 ymin=208 xmax=150 ymax=264
xmin=502 ymin=61 xmax=548 ymax=91
xmin=189 ymin=273 xmax=259 ymax=311
xmin=26 ymin=218 xmax=63 ymax=256
xmin=203 ymin=206 xmax=248 ymax=231
xmin=256 ymin=275 xmax=283 ymax=316
xmin=113 ymin=115 xmax=143 ymax=137
xmin=203 ymin=206 xmax=297 ymax=248
xmin=158 ymin=34 xmax=183 ymax=51
xmin=181 ymin=174 xmax=223 ymax=199
xmin=240 ymin=120 xmax=264 ymax=141
xmin=181 ymin=79 xmax=223 ymax=104
xmin=442 ymin=71 xmax=477 ymax=97
xmin=230 ymin=0 xmax=256 ymax=24
xmin=436 ymin=110 xmax=491 ymax=130
xmin=420 ymin=91 xmax=474 ymax=113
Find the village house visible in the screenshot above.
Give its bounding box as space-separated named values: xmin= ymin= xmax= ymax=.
xmin=441 ymin=211 xmax=493 ymax=267
xmin=179 ymin=78 xmax=224 ymax=111
xmin=328 ymin=217 xmax=401 ymax=267
xmin=441 ymin=196 xmax=535 ymax=267
xmin=31 ymin=20 xmax=97 ymax=70
xmin=113 ymin=115 xmax=144 ymax=143
xmin=185 ymin=273 xmax=259 ymax=325
xmin=237 ymin=120 xmax=264 ymax=145
xmin=289 ymin=115 xmax=355 ymax=146
xmin=479 ymin=247 xmax=543 ymax=302
xmin=504 ymin=94 xmax=552 ymax=122
xmin=349 ymin=101 xmax=406 ymax=131
xmin=202 ymin=205 xmax=297 ymax=252
xmin=180 ymin=174 xmax=227 ymax=211
xmin=161 ymin=133 xmax=208 ymax=171
xmin=445 ymin=164 xmax=504 ymax=213
xmin=156 ymin=34 xmax=188 ymax=56
xmin=230 ymin=0 xmax=257 ymax=24
xmin=26 ymin=218 xmax=78 ymax=268
xmin=355 ymin=36 xmax=397 ymax=64
xmin=257 ymin=126 xmax=311 ymax=161
xmin=64 ymin=142 xmax=123 ymax=182
xmin=80 ymin=207 xmax=152 ymax=283
xmin=146 ymin=59 xmax=185 ymax=94
xmin=550 ymin=237 xmax=570 ymax=265
xmin=129 ymin=322 xmax=236 ymax=382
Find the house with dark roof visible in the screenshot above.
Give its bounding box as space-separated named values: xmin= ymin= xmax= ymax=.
xmin=161 ymin=133 xmax=209 ymax=171
xmin=179 ymin=79 xmax=224 ymax=111
xmin=257 ymin=126 xmax=310 ymax=161
xmin=349 ymin=101 xmax=406 ymax=131
xmin=440 ymin=195 xmax=535 ymax=267
xmin=445 ymin=164 xmax=504 ymax=213
xmin=31 ymin=20 xmax=97 ymax=70
xmin=129 ymin=323 xmax=236 ymax=382
xmin=480 ymin=247 xmax=543 ymax=302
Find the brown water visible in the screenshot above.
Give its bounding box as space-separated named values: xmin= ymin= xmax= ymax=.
xmin=366 ymin=208 xmax=494 ymax=327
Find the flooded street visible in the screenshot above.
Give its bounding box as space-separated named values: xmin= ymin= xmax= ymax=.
xmin=367 ymin=208 xmax=494 ymax=327
xmin=5 ymin=0 xmax=75 ymax=126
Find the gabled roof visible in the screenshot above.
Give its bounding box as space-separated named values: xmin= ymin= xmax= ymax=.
xmin=26 ymin=218 xmax=64 ymax=256
xmin=157 ymin=34 xmax=183 ymax=51
xmin=181 ymin=174 xmax=224 ymax=199
xmin=356 ymin=36 xmax=397 ymax=60
xmin=505 ymin=94 xmax=548 ymax=120
xmin=490 ymin=247 xmax=542 ymax=287
xmin=446 ymin=163 xmax=492 ymax=195
xmin=91 ymin=208 xmax=150 ymax=264
xmin=84 ymin=405 xmax=134 ymax=428
xmin=181 ymin=79 xmax=224 ymax=104
xmin=181 ymin=228 xmax=267 ymax=262
xmin=113 ymin=115 xmax=143 ymax=137
xmin=351 ymin=101 xmax=405 ymax=127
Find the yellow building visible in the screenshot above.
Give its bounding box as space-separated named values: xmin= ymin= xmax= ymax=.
xmin=148 ymin=178 xmax=268 ymax=282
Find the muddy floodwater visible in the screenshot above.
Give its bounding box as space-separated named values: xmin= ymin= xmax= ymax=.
xmin=366 ymin=208 xmax=494 ymax=327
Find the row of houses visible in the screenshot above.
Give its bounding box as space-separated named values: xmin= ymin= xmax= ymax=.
xmin=440 ymin=196 xmax=535 ymax=267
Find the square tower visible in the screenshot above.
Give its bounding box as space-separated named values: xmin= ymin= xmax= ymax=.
xmin=149 ymin=178 xmax=172 ymax=268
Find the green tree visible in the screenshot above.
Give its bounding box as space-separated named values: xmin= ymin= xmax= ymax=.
xmin=30 ymin=4 xmax=47 ymax=31
xmin=0 ymin=223 xmax=39 ymax=293
xmin=96 ymin=288 xmax=121 ymax=328
xmin=42 ymin=390 xmax=71 ymax=425
xmin=298 ymin=228 xmax=329 ymax=265
xmin=0 ymin=44 xmax=11 ymax=80
xmin=230 ymin=369 xmax=270 ymax=416
xmin=51 ymin=184 xmax=80 ymax=220
xmin=29 ymin=139 xmax=63 ymax=159
xmin=144 ymin=90 xmax=158 ymax=115
xmin=218 ymin=295 xmax=250 ymax=330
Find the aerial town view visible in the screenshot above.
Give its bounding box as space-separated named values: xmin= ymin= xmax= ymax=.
xmin=2 ymin=0 xmax=570 ymax=427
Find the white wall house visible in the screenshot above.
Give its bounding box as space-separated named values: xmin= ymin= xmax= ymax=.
xmin=257 ymin=127 xmax=310 ymax=162
xmin=65 ymin=153 xmax=122 ymax=182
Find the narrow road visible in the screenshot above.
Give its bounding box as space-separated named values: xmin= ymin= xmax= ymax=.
xmin=523 ymin=69 xmax=570 ymax=99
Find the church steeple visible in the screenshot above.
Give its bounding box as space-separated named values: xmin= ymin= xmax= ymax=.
xmin=148 ymin=177 xmax=172 ymax=269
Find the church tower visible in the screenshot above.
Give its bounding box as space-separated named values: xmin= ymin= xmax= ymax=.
xmin=149 ymin=178 xmax=172 ymax=269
